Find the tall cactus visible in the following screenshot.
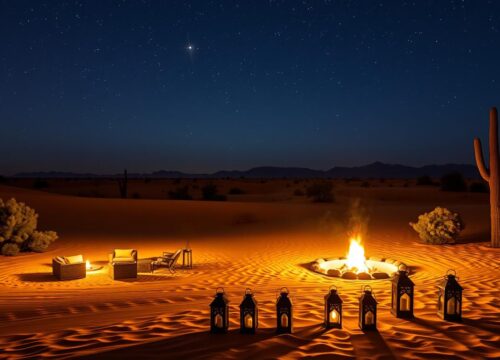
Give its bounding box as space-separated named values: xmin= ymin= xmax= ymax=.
xmin=117 ymin=169 xmax=128 ymax=199
xmin=474 ymin=107 xmax=500 ymax=248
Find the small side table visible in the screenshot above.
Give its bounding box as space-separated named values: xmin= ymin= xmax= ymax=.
xmin=182 ymin=248 xmax=192 ymax=269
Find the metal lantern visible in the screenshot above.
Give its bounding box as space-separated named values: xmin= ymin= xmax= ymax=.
xmin=210 ymin=287 xmax=229 ymax=333
xmin=276 ymin=287 xmax=293 ymax=334
xmin=359 ymin=285 xmax=377 ymax=331
xmin=240 ymin=288 xmax=258 ymax=334
xmin=437 ymin=269 xmax=463 ymax=322
xmin=391 ymin=265 xmax=414 ymax=319
xmin=324 ymin=285 xmax=343 ymax=329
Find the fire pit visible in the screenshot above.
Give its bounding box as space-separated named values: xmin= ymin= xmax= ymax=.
xmin=310 ymin=237 xmax=407 ymax=280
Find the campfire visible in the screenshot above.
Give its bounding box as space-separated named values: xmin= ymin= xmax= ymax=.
xmin=310 ymin=236 xmax=406 ymax=280
xmin=345 ymin=237 xmax=369 ymax=274
xmin=85 ymin=260 xmax=103 ymax=272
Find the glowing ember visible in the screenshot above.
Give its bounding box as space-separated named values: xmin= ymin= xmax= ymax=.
xmin=345 ymin=237 xmax=369 ymax=273
xmin=86 ymin=260 xmax=91 ymax=270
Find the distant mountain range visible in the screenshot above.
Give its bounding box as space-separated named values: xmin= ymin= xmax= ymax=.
xmin=12 ymin=162 xmax=480 ymax=179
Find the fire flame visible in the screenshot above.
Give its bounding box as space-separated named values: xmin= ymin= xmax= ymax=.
xmin=346 ymin=237 xmax=369 ymax=273
xmin=86 ymin=260 xmax=91 ymax=270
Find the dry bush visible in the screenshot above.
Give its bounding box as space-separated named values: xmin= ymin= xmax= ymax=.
xmin=410 ymin=207 xmax=464 ymax=245
xmin=0 ymin=198 xmax=58 ymax=255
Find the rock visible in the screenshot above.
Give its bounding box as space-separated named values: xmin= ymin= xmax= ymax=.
xmin=384 ymin=258 xmax=397 ymax=264
xmin=327 ymin=269 xmax=341 ymax=277
xmin=372 ymin=272 xmax=390 ymax=279
xmin=368 ymin=256 xmax=383 ymax=262
xmin=311 ymin=263 xmax=321 ymax=272
xmin=314 ymin=258 xmax=325 ymax=264
xmin=342 ymin=271 xmax=357 ymax=280
xmin=357 ymin=272 xmax=372 ymax=280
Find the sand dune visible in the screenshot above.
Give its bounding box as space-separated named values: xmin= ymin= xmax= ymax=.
xmin=0 ymin=184 xmax=498 ymax=359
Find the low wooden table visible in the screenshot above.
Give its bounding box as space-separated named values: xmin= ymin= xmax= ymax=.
xmin=182 ymin=248 xmax=192 ymax=268
xmin=137 ymin=258 xmax=156 ymax=273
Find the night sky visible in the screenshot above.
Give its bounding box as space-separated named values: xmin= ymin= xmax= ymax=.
xmin=1 ymin=1 xmax=500 ymax=174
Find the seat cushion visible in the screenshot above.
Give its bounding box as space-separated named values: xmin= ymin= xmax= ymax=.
xmin=113 ymin=257 xmax=135 ymax=263
xmin=65 ymin=255 xmax=84 ymax=264
xmin=54 ymin=256 xmax=67 ymax=264
xmin=115 ymin=249 xmax=134 ymax=258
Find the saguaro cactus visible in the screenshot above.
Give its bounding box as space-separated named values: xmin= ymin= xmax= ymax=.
xmin=117 ymin=169 xmax=128 ymax=199
xmin=474 ymin=107 xmax=500 ymax=248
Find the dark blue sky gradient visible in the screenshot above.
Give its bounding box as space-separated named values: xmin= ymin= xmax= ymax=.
xmin=1 ymin=0 xmax=500 ymax=174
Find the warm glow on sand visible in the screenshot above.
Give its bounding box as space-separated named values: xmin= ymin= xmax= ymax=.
xmin=346 ymin=237 xmax=369 ymax=273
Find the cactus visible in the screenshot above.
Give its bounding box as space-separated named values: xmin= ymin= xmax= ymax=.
xmin=117 ymin=169 xmax=128 ymax=199
xmin=474 ymin=107 xmax=500 ymax=248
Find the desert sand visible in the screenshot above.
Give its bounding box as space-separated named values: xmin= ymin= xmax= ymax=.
xmin=0 ymin=183 xmax=498 ymax=359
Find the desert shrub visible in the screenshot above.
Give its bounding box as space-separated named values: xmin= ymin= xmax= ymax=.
xmin=361 ymin=181 xmax=370 ymax=188
xmin=410 ymin=207 xmax=464 ymax=245
xmin=440 ymin=172 xmax=467 ymax=192
xmin=0 ymin=198 xmax=58 ymax=255
xmin=28 ymin=230 xmax=58 ymax=252
xmin=294 ymin=189 xmax=305 ymax=196
xmin=306 ymin=182 xmax=334 ymax=203
xmin=417 ymin=175 xmax=435 ymax=186
xmin=33 ymin=178 xmax=49 ymax=189
xmin=201 ymin=184 xmax=226 ymax=201
xmin=1 ymin=242 xmax=20 ymax=256
xmin=228 ymin=187 xmax=245 ymax=195
xmin=469 ymin=182 xmax=489 ymax=193
xmin=0 ymin=175 xmax=6 ymax=183
xmin=168 ymin=186 xmax=192 ymax=200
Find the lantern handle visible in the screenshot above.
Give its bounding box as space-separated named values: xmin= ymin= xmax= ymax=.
xmin=446 ymin=269 xmax=456 ymax=277
xmin=277 ymin=287 xmax=289 ymax=299
xmin=329 ymin=285 xmax=337 ymax=291
xmin=398 ymin=263 xmax=408 ymax=273
xmin=215 ymin=287 xmax=224 ymax=294
xmin=245 ymin=288 xmax=252 ymax=295
xmin=363 ymin=285 xmax=372 ymax=293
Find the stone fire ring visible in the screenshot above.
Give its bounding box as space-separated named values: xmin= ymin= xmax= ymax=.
xmin=309 ymin=257 xmax=408 ymax=280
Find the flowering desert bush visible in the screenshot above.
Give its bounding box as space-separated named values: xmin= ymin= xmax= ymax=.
xmin=0 ymin=198 xmax=58 ymax=256
xmin=410 ymin=207 xmax=464 ymax=244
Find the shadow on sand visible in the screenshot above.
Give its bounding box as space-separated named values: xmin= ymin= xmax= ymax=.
xmin=350 ymin=329 xmax=396 ymax=360
xmin=77 ymin=325 xmax=344 ymax=360
xmin=17 ymin=272 xmax=55 ymax=282
xmin=457 ymin=230 xmax=490 ymax=244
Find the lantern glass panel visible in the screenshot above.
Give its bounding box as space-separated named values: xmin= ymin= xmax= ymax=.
xmin=447 ymin=297 xmax=459 ymax=315
xmin=400 ymin=293 xmax=410 ymax=311
xmin=215 ymin=314 xmax=223 ymax=328
xmin=281 ymin=313 xmax=289 ymax=327
xmin=244 ymin=314 xmax=253 ymax=328
xmin=438 ymin=295 xmax=443 ymax=312
xmin=365 ymin=311 xmax=374 ymax=325
xmin=329 ymin=309 xmax=340 ymax=323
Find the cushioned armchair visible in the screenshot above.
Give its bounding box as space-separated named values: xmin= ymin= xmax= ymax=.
xmin=108 ymin=249 xmax=138 ymax=280
xmin=52 ymin=255 xmax=86 ymax=280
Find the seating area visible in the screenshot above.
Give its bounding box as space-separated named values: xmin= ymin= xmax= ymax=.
xmin=51 ymin=248 xmax=191 ymax=281
xmin=108 ymin=248 xmax=138 ymax=280
xmin=52 ymin=254 xmax=86 ymax=281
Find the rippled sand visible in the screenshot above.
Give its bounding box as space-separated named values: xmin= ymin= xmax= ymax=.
xmin=0 ymin=185 xmax=498 ymax=359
